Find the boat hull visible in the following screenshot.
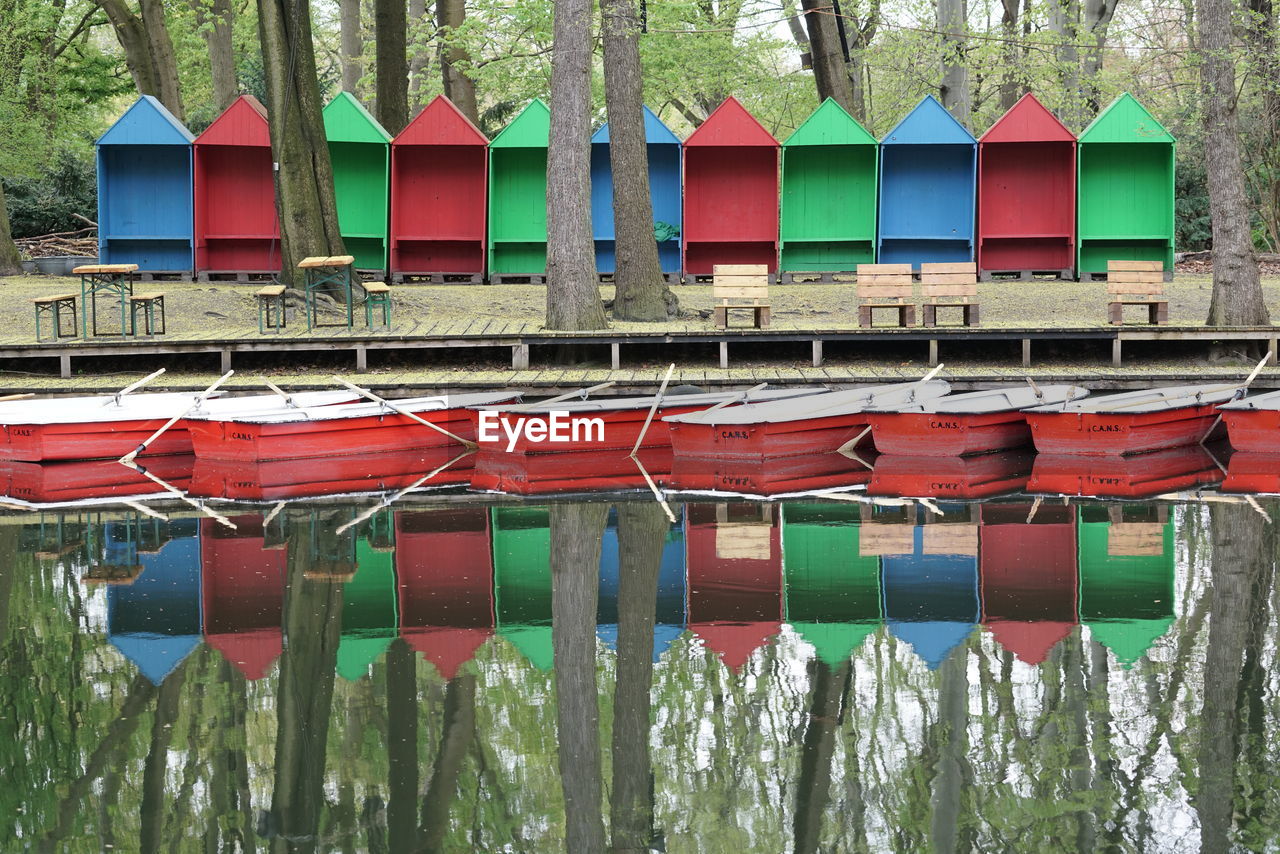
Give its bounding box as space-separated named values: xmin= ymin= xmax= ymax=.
xmin=1025 ymin=405 xmax=1221 ymax=457
xmin=0 ymin=420 xmax=194 ymax=462
xmin=469 ymin=447 xmax=672 ymax=495
xmin=189 ymin=448 xmax=472 ymax=500
xmin=188 ymin=408 xmax=480 ymax=462
xmin=667 ymin=451 xmax=875 ymax=496
xmin=867 ymin=452 xmax=1034 ymax=499
xmin=1221 ymin=408 xmax=1280 ymax=453
xmin=469 ymin=403 xmax=728 ymax=455
xmin=0 ymin=454 xmax=194 ymax=504
xmin=1027 ymin=445 xmax=1224 ymax=498
xmin=1220 ymin=451 xmax=1280 ymax=493
xmin=667 ymin=413 xmax=874 ymax=461
xmin=866 ymin=411 xmax=1033 ymax=456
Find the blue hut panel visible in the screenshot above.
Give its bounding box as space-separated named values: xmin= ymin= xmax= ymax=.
xmin=877 ymin=95 xmax=977 ymax=268
xmin=96 ymin=96 xmax=196 ymax=273
xmin=880 ymin=525 xmax=979 ymax=670
xmin=598 ymin=507 xmax=686 ymax=661
xmin=590 ymin=106 xmax=683 ymax=276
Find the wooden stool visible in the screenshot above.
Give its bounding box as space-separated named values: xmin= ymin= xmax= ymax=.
xmin=33 ymin=293 xmax=78 ymax=341
xmin=711 ymin=265 xmax=772 ymax=328
xmin=1106 ymin=259 xmax=1168 ymax=325
xmin=257 ymin=284 xmax=287 ymax=333
xmin=362 ymin=281 xmax=392 ymax=327
xmin=128 ymin=293 xmax=166 ymax=335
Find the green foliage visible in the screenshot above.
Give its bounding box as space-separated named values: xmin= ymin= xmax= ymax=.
xmin=1 ymin=149 xmax=97 ymax=238
xmin=1175 ymin=155 xmax=1213 ymax=252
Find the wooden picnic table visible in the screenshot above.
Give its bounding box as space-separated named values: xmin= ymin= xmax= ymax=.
xmin=298 ymin=255 xmax=356 ymax=331
xmin=73 ymin=263 xmax=138 ymax=337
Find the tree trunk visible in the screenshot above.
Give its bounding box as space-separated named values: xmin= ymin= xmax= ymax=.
xmin=793 ymin=660 xmax=851 ymax=854
xmin=193 ymin=0 xmax=237 ymax=111
xmin=138 ymin=0 xmax=184 ymax=120
xmin=937 ymin=0 xmax=970 ymax=123
xmin=418 ymin=675 xmax=477 ymax=852
xmin=546 ymin=0 xmax=608 ymax=330
xmin=998 ymin=0 xmax=1021 ymax=111
xmin=408 ymin=0 xmax=427 ymax=113
xmin=340 ymin=0 xmax=363 ymax=95
xmin=843 ymin=3 xmax=881 ymax=124
xmin=97 ymin=0 xmax=184 ymax=120
xmin=601 ymin=0 xmax=677 ymax=322
xmin=609 ymin=504 xmax=668 ymax=852
xmin=437 ymin=0 xmax=480 ymax=126
xmin=385 ymin=639 xmax=419 ymax=851
xmin=801 ymin=0 xmax=855 ymax=112
xmin=1049 ymin=0 xmax=1081 ymax=124
xmin=930 ymin=642 xmax=969 ymax=853
xmin=0 ymin=182 xmax=22 ymax=275
xmin=375 ymin=0 xmax=408 ymax=135
xmin=257 ymin=0 xmax=347 ymax=289
xmin=1246 ymin=0 xmax=1280 ymax=251
xmin=1200 ymin=0 xmax=1268 ymax=327
xmin=140 ymin=660 xmax=187 ymax=854
xmin=550 ymin=503 xmax=609 ymax=853
xmin=1080 ymin=0 xmax=1120 ymax=113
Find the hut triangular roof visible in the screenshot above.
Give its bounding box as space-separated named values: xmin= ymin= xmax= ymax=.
xmin=98 ymin=95 xmax=194 ymax=146
xmin=195 ymin=94 xmax=269 ymax=147
xmin=395 ymin=94 xmax=488 ymax=146
xmin=1079 ymin=92 xmax=1175 ymax=144
xmin=684 ymin=96 xmax=778 ymax=147
xmin=882 ymin=94 xmax=976 ymax=145
xmin=324 ymin=91 xmax=393 ymax=144
xmin=591 ymin=105 xmax=681 ymax=145
xmin=490 ymin=98 xmax=550 ymax=149
xmin=784 ymin=98 xmax=877 ymax=147
xmin=980 ymin=92 xmax=1075 ymax=144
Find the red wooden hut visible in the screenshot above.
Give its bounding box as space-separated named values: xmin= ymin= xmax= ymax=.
xmin=396 ymin=508 xmax=494 ymax=679
xmin=685 ymin=503 xmax=783 ymax=670
xmin=200 ymin=515 xmax=286 ymax=680
xmin=193 ymin=95 xmax=281 ymax=279
xmin=978 ymin=502 xmax=1077 ymax=664
xmin=682 ymin=98 xmax=780 ymax=279
xmin=977 ymin=93 xmax=1076 ymax=279
xmin=390 ymin=95 xmax=489 ymax=283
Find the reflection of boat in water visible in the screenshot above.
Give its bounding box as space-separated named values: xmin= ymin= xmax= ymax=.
xmin=979 ymin=503 xmax=1077 ymax=664
xmin=685 ymin=503 xmax=783 ymax=670
xmin=0 ymin=455 xmax=194 ymax=506
xmin=398 ymin=508 xmax=495 ymax=679
xmin=469 ymin=446 xmax=671 ymax=495
xmin=865 ymin=385 xmax=1086 ymax=457
xmin=1024 ymin=384 xmax=1235 ymax=457
xmin=867 ymin=451 xmax=1033 ymax=499
xmin=188 ymin=447 xmax=472 ymax=501
xmin=200 ymin=515 xmax=286 ymax=680
xmin=667 ymin=451 xmax=875 ymax=497
xmin=1221 ymin=451 xmax=1280 ymax=494
xmin=1027 ymin=444 xmax=1224 ymax=498
xmin=1218 ymin=388 xmax=1280 ymax=453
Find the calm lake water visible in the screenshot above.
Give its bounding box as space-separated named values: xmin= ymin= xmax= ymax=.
xmin=2 ymin=493 xmax=1276 ymax=852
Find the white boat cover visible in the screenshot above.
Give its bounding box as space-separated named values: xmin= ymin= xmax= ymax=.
xmin=0 ymin=390 xmax=357 ymax=426
xmin=187 ymin=391 xmax=519 ymax=425
xmin=662 ymin=381 xmax=952 ymax=426
xmin=1025 ymin=383 xmax=1241 ymax=415
xmin=1219 ymin=387 xmax=1280 ymax=411
xmin=867 ymin=384 xmax=1089 ymax=414
xmin=473 ymin=388 xmax=820 ymax=415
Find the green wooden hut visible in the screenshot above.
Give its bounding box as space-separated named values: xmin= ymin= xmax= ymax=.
xmin=336 ymin=517 xmax=399 ymax=680
xmin=488 ymin=100 xmax=550 ymax=283
xmin=1077 ymin=505 xmax=1175 ymax=666
xmin=492 ymin=506 xmax=554 ymax=670
xmin=1077 ymin=93 xmax=1176 ymax=278
xmin=323 ymin=91 xmax=392 ymax=272
xmin=779 ymin=98 xmax=879 ymax=279
xmin=781 ymin=503 xmax=882 ymax=664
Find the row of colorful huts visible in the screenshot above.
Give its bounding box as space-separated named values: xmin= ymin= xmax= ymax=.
xmin=78 ymin=501 xmax=1172 ymax=685
xmin=96 ymin=90 xmax=1175 ymax=282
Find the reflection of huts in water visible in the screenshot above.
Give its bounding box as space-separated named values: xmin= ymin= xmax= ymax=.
xmin=596 ymin=506 xmax=686 ymax=661
xmin=200 ymin=515 xmax=286 ymax=680
xmin=492 ymin=506 xmax=554 ymax=671
xmin=336 ymin=510 xmax=398 ymax=681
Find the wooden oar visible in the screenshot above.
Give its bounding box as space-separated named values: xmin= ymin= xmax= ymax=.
xmin=835 ymin=364 xmax=946 ymax=455
xmin=506 ymin=381 xmax=617 ymax=412
xmin=123 ymin=500 xmax=169 ymax=521
xmin=108 ymin=368 xmax=166 ymax=405
xmin=261 ymin=378 xmax=298 ymax=408
xmin=699 ymin=382 xmax=769 ymax=416
xmin=120 ymin=371 xmax=234 ymax=464
xmin=631 ymin=454 xmax=677 ymax=524
xmin=629 ymin=364 xmax=675 ymax=458
xmin=1025 ymin=376 xmax=1045 ymax=402
xmin=335 ymin=449 xmax=474 ymax=535
xmin=0 ymin=393 xmax=35 ymax=403
xmin=1197 ymin=353 xmax=1273 ymax=444
xmin=332 ymin=376 xmax=475 ymax=449
xmin=262 ymin=500 xmax=288 ymax=527
xmin=119 ymin=457 xmax=238 ymax=529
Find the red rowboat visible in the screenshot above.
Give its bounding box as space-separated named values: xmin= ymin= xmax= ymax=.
xmin=1027 ymin=444 xmax=1224 ymax=498
xmin=865 ymin=385 xmax=1087 ymax=456
xmin=0 ymin=454 xmax=194 ymax=505
xmin=867 ymin=451 xmax=1034 ymax=499
xmin=1220 ymin=451 xmax=1280 ymax=494
xmin=666 ymin=451 xmax=876 ymax=497
xmin=469 ymin=388 xmax=817 ymax=455
xmin=0 ymin=390 xmax=356 ymax=462
xmin=1024 ymin=384 xmax=1238 ymax=456
xmin=1217 ymin=389 xmax=1280 ymax=452
xmin=664 ymin=381 xmax=951 ymax=461
xmin=186 ymin=392 xmax=518 ymax=462
xmin=469 ymin=446 xmax=673 ymax=495
xmin=189 ymin=447 xmax=474 ymax=501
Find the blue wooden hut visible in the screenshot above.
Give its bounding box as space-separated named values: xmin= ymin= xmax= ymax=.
xmin=880 ymin=523 xmax=978 ymax=669
xmin=107 ymin=519 xmax=201 ymax=685
xmin=96 ymin=95 xmax=196 ymax=274
xmin=877 ymin=95 xmax=977 ymax=268
xmin=597 ymin=507 xmax=686 ymax=661
xmin=590 ymin=106 xmax=682 ymax=279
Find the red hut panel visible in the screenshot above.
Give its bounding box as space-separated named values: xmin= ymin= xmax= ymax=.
xmin=977 ymin=94 xmax=1076 ymax=278
xmin=685 ymin=503 xmax=783 ymax=670
xmin=396 ymin=508 xmax=494 ymax=679
xmin=193 ymin=95 xmax=281 ymax=276
xmin=390 ymin=95 xmax=489 ymax=281
xmin=200 ymin=515 xmax=286 ymax=680
xmin=682 ymin=98 xmax=780 ymax=277
xmin=979 ymin=503 xmax=1077 ymax=664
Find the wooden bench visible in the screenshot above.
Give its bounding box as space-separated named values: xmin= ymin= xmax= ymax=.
xmin=712 ymin=264 xmax=771 ymax=328
xmin=1106 ymin=259 xmax=1167 ymax=325
xmin=362 ymin=281 xmax=392 ymax=327
xmin=128 ymin=292 xmax=166 ymax=335
xmin=33 ymin=293 xmax=78 ymax=341
xmin=856 ymin=263 xmax=915 ymax=327
xmin=921 ymin=262 xmax=979 ymax=327
xmin=257 ymin=284 xmax=287 ymax=333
